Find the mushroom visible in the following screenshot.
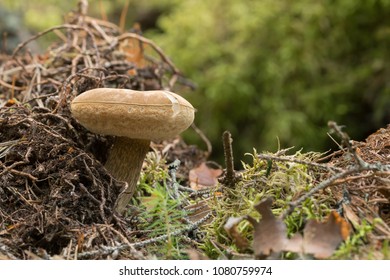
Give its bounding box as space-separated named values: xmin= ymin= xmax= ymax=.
xmin=71 ymin=88 xmax=195 ymax=214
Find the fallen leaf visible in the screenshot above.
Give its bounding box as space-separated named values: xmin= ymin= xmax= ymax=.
xmin=284 ymin=233 xmax=304 ymax=253
xmin=302 ymin=211 xmax=350 ymax=259
xmin=246 ymin=197 xmax=350 ymax=259
xmin=119 ymin=38 xmax=146 ymax=68
xmin=189 ymin=162 xmax=223 ymax=190
xmin=248 ymin=197 xmax=290 ymax=257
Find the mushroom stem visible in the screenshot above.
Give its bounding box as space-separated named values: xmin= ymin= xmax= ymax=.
xmin=105 ymin=136 xmax=150 ymax=214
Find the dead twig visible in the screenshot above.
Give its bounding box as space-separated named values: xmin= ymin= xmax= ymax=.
xmin=12 ymin=24 xmax=101 ymax=65
xmin=191 ymin=123 xmax=212 ymax=157
xmin=74 ymin=211 xmax=212 ymax=259
xmin=281 ymin=121 xmax=390 ymax=219
xmin=257 ymin=153 xmax=344 ymax=172
xmin=219 ymin=131 xmax=240 ymax=188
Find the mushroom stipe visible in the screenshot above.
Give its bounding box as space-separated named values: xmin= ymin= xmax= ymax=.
xmin=71 ymin=88 xmax=195 ymax=215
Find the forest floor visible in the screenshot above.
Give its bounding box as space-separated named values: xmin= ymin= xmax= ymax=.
xmin=1 ymin=8 xmax=389 ymax=260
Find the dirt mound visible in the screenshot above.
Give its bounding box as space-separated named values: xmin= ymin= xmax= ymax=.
xmin=0 ymin=7 xmax=196 ymax=259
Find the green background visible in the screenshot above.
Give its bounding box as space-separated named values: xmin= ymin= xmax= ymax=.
xmin=2 ymin=0 xmax=389 ymax=165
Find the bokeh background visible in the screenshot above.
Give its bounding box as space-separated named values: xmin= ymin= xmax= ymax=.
xmin=1 ymin=0 xmax=389 ymax=165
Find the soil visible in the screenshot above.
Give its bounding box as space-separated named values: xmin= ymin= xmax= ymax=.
xmin=0 ymin=10 xmax=203 ymax=259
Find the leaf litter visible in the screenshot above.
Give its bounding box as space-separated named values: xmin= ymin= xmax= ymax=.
xmin=0 ymin=3 xmax=200 ymax=259
xmin=1 ymin=2 xmax=389 ymax=260
xmin=219 ymin=124 xmax=390 ymax=259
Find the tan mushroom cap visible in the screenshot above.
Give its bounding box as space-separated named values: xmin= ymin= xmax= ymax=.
xmin=71 ymin=88 xmax=195 ymax=140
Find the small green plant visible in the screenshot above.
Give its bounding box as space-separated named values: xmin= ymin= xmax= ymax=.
xmin=201 ymin=148 xmax=330 ymax=258
xmin=138 ymin=151 xmax=170 ymax=188
xmin=332 ymin=219 xmax=375 ymax=259
xmin=382 ymin=239 xmax=389 ymax=259
xmin=138 ymin=182 xmax=188 ymax=259
xmin=332 ymin=218 xmax=390 ymax=259
xmin=134 ymin=151 xmax=191 ymax=259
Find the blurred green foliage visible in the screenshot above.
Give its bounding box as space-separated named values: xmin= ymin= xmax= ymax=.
xmin=2 ymin=0 xmax=389 ymax=165
xmin=1 ymin=0 xmax=178 ymax=34
xmin=0 ymin=0 xmax=177 ymax=48
xmin=152 ymin=0 xmax=390 ymax=163
xmin=2 ymin=0 xmax=77 ymax=31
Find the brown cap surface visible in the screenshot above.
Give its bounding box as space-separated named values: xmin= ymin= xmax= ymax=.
xmin=71 ymin=88 xmax=195 ymax=140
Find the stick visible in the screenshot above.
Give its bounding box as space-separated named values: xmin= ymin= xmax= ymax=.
xmin=257 ymin=153 xmax=343 ymax=172
xmin=74 ymin=212 xmax=212 ymax=259
xmin=221 ymin=131 xmax=238 ymax=188
xmin=12 ymin=24 xmax=100 ymax=65
xmin=281 ymin=121 xmax=390 ymax=219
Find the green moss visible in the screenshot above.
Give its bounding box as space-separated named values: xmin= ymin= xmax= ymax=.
xmin=201 ymin=148 xmax=332 ymax=258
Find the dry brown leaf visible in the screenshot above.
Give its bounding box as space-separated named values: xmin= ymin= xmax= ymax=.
xmin=189 ymin=162 xmax=222 ymax=190
xmin=284 ymin=233 xmax=304 ymax=253
xmin=248 ymin=198 xmax=290 ymax=257
xmin=302 ymin=211 xmax=350 ymax=259
xmin=247 ymin=198 xmax=350 ymax=259
xmin=119 ymin=38 xmax=146 ymax=68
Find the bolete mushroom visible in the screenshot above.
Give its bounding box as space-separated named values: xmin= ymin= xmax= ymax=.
xmin=71 ymin=88 xmax=195 ymax=214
